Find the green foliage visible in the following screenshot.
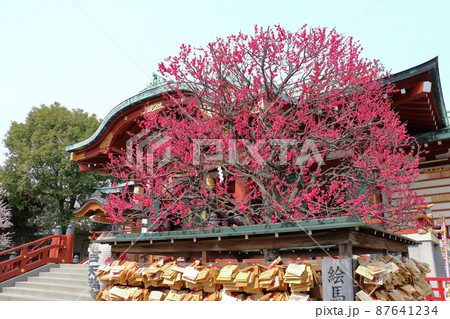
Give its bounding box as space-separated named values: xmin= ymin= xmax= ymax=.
xmin=0 ymin=199 xmax=13 ymax=250
xmin=0 ymin=103 xmax=107 ymax=244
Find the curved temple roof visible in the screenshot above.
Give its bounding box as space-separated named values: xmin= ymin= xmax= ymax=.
xmin=384 ymin=56 xmax=448 ymax=132
xmin=66 ymin=57 xmax=448 ymax=170
xmin=66 ymin=82 xmax=175 ymax=153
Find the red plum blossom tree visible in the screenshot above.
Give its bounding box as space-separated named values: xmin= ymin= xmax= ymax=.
xmin=106 ymin=25 xmax=424 ymax=231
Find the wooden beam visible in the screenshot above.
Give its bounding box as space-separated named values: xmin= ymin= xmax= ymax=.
xmin=394 ymin=105 xmax=431 ymax=113
xmin=398 ymin=110 xmax=433 ymax=120
xmin=348 ymin=231 xmax=410 ymax=252
xmin=110 ymin=146 xmax=126 ymax=155
xmin=404 ymin=122 xmax=436 ymax=131
xmin=419 ymin=159 xmax=450 ymax=168
xmin=339 ymin=243 xmax=352 ymax=259
xmin=111 ymin=243 xmax=405 ymax=260
xmin=109 ymin=230 xmax=351 ymax=255
xmin=399 ymin=115 xmax=435 ymax=123
xmin=393 ymin=81 xmax=431 ymax=106
xmin=106 ymin=228 xmax=414 ymax=259
xmin=398 ymin=101 xmax=431 ymax=106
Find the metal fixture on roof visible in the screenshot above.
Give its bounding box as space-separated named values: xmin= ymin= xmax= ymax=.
xmin=140 ymin=73 xmax=169 ymax=92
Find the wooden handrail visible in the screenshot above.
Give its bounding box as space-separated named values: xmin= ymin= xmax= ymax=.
xmin=0 ymin=233 xmax=74 ymax=282
xmin=0 ymin=235 xmax=62 ymax=256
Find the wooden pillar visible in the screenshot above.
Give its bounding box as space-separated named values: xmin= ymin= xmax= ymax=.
xmin=339 ymin=243 xmax=352 ymax=259
xmin=64 ymin=225 xmax=74 ymax=263
xmin=202 ymin=250 xmax=208 ymax=265
xmin=129 ymin=225 xmax=140 ymax=262
xmin=235 ymin=176 xmax=249 ymax=201
xmin=50 ymin=225 xmax=63 ymax=259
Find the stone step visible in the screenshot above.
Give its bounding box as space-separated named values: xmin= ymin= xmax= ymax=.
xmin=49 ymin=267 xmax=89 ymax=276
xmin=1 ymin=286 xmax=94 ymax=301
xmin=0 ymin=263 xmax=93 ymax=301
xmin=0 ymin=292 xmax=57 ymax=301
xmin=15 ymin=281 xmax=89 ymax=294
xmin=28 ymin=275 xmax=88 ymax=286
xmin=57 ymin=263 xmax=89 ymax=270
xmin=37 ymin=270 xmax=88 ymax=279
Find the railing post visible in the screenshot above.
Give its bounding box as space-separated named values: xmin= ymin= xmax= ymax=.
xmin=54 ymin=225 xmax=63 ymax=235
xmin=438 ymin=281 xmax=445 ymax=301
xmin=49 ymin=225 xmax=63 ymax=259
xmin=19 ymin=244 xmax=28 ymax=273
xmin=65 ymin=224 xmax=74 ymax=263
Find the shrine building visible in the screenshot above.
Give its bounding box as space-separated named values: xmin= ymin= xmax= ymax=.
xmin=67 ymin=57 xmax=449 ymax=235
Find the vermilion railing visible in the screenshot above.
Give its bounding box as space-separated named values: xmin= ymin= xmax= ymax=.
xmin=0 ymin=232 xmax=74 ymax=282
xmin=425 ymin=277 xmax=450 ymax=301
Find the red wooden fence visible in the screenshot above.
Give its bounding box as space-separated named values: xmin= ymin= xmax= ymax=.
xmin=0 ymin=232 xmax=74 ymax=282
xmin=425 ymin=277 xmax=450 ymax=301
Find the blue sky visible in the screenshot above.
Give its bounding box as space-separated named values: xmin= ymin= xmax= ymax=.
xmin=1 ymin=0 xmax=449 ymax=165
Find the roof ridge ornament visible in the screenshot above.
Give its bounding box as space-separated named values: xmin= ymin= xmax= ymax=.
xmin=140 ymin=73 xmax=169 ymax=92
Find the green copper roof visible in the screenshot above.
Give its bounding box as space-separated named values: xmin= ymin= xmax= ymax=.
xmin=66 ymin=77 xmax=189 ymax=153
xmin=414 ymin=126 xmax=450 ymax=144
xmin=94 ymin=181 xmax=136 ymax=194
xmin=93 ymin=216 xmax=416 ymax=244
